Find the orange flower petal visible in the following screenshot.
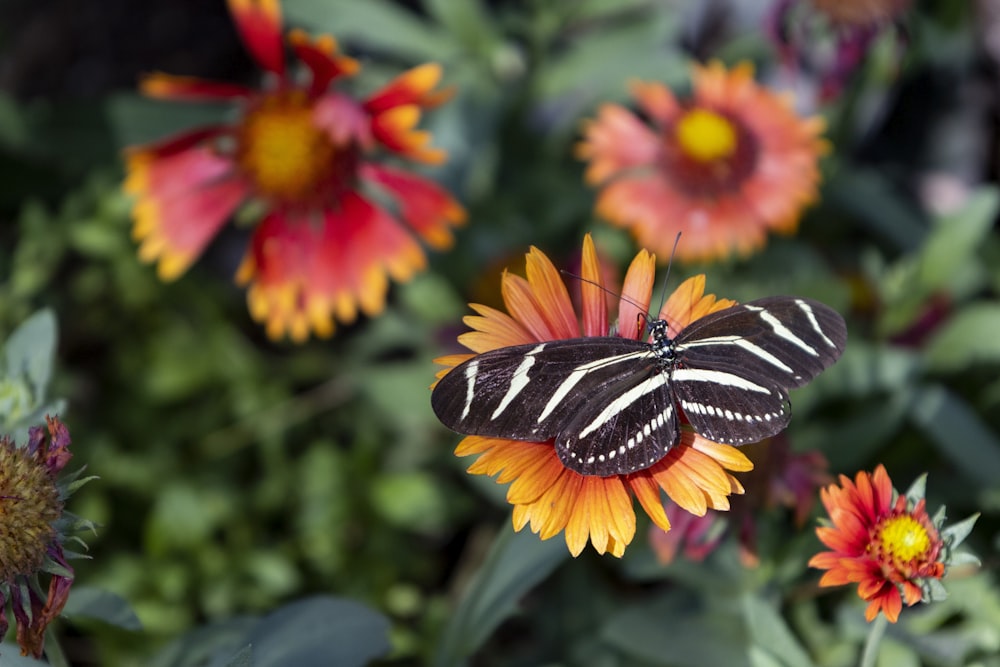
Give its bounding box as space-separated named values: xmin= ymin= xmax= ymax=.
xmin=628 ymin=470 xmax=672 ymax=532
xmin=579 ymin=233 xmax=608 ymax=337
xmin=618 ymin=249 xmax=655 ymax=341
xmin=525 ymin=247 xmax=580 ymax=340
xmin=501 ymin=273 xmax=555 ymax=341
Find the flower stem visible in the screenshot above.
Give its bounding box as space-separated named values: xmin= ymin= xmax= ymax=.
xmin=860 ymin=613 xmax=888 ymax=667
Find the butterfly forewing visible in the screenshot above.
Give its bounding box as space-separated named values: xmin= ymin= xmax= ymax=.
xmin=432 ymin=337 xmax=656 ymax=446
xmin=675 ymin=297 xmax=847 ymax=388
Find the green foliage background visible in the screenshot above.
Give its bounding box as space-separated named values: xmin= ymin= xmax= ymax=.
xmin=1 ymin=0 xmax=999 ymax=665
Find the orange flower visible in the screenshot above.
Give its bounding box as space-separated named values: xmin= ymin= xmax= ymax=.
xmin=577 ymin=61 xmax=826 ymax=263
xmin=434 ymin=235 xmax=753 ymax=557
xmin=809 ymin=465 xmax=949 ymax=623
xmin=123 ymin=0 xmax=465 ymax=342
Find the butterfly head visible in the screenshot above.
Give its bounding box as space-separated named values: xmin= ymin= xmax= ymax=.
xmin=646 ymin=317 xmax=675 ymax=361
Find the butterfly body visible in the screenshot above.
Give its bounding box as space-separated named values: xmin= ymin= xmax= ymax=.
xmin=432 ymin=296 xmax=846 ymax=476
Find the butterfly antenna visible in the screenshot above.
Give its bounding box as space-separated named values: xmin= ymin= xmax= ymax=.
xmin=558 ymin=270 xmax=650 ymax=318
xmin=652 ymin=233 xmax=682 ymax=322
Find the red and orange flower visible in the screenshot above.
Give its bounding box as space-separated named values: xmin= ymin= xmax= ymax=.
xmin=808 ymin=465 xmax=966 ymax=623
xmin=124 ymin=0 xmax=465 ymax=342
xmin=434 ymin=235 xmax=754 ymax=557
xmin=577 ymin=61 xmax=826 ymax=263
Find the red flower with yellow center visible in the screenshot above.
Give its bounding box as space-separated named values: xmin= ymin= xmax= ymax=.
xmin=434 ymin=235 xmax=753 ymax=557
xmin=124 ymin=0 xmax=465 ymax=342
xmin=809 ymin=465 xmax=946 ymax=623
xmin=577 ymin=61 xmax=826 ymax=263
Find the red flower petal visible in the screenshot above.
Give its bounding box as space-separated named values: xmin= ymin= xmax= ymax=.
xmin=239 ymin=192 xmax=426 ymax=341
xmin=288 ymin=30 xmax=360 ymax=96
xmin=364 ymin=63 xmax=450 ymax=113
xmin=125 ymin=146 xmax=248 ymax=280
xmin=370 ymin=105 xmax=447 ymax=164
xmin=227 ymin=0 xmax=285 ymax=75
xmin=361 ymin=164 xmax=466 ymax=250
xmin=140 ymin=73 xmax=254 ymax=101
xmin=577 ymin=103 xmax=660 ymax=184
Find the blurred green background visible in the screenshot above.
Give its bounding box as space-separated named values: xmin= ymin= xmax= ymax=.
xmin=2 ymin=0 xmax=1000 ymax=665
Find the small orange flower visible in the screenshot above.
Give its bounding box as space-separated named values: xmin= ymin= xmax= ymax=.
xmin=577 ymin=61 xmax=826 ymax=263
xmin=123 ymin=0 xmax=465 ymax=342
xmin=434 ymin=235 xmax=753 ymax=557
xmin=809 ymin=465 xmax=952 ymax=623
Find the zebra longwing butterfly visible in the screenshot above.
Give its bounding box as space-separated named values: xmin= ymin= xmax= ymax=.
xmin=431 ymin=295 xmax=846 ymax=477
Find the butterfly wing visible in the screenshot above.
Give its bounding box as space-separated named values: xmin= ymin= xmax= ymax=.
xmin=557 ymin=366 xmax=680 ymax=476
xmin=431 ymin=337 xmax=655 ymax=446
xmin=671 ymin=296 xmax=846 ymax=445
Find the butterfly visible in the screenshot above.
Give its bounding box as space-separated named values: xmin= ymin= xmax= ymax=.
xmin=431 ymin=295 xmax=846 ymax=476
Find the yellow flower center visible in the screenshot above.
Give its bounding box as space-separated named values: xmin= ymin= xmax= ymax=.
xmin=877 ymin=514 xmax=931 ymax=563
xmin=0 ymin=438 xmax=62 ymax=580
xmin=237 ymin=92 xmax=338 ymax=203
xmin=674 ymin=109 xmax=738 ymax=163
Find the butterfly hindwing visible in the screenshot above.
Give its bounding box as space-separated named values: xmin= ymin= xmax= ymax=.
xmin=558 ymin=368 xmax=680 ymax=475
xmin=670 ymin=366 xmax=790 ymax=446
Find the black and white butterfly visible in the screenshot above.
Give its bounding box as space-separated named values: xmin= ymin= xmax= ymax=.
xmin=431 ymin=295 xmax=846 ymax=477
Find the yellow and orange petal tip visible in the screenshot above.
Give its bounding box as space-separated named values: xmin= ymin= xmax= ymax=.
xmin=228 ymin=0 xmax=280 ymax=18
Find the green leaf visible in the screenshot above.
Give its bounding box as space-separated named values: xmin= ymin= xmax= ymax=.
xmin=370 ymin=471 xmax=451 ymax=533
xmin=424 ymin=0 xmax=499 ymax=54
xmin=919 ymin=186 xmax=999 ymax=290
xmin=3 ymin=308 xmax=56 ymax=404
xmin=825 ymin=167 xmax=928 ymax=253
xmin=802 ymin=343 xmax=921 ymax=403
xmin=284 ymin=0 xmax=449 ymax=61
xmin=434 ymin=528 xmax=568 ymax=666
xmin=925 ymin=302 xmax=1000 ymax=371
xmin=0 ymin=646 xmax=52 ymax=666
xmin=148 ymin=618 xmax=257 ymax=667
xmin=62 ymin=586 xmax=143 ymax=631
xmin=907 ymin=384 xmax=1000 ymax=489
xmin=601 ymin=594 xmax=752 ymax=667
xmin=534 ymin=13 xmax=685 ymax=112
xmin=742 ymin=594 xmax=816 ymax=667
xmin=104 ymin=94 xmax=229 ymax=149
xmin=941 ymin=513 xmax=979 ymax=548
xmin=246 ymin=596 xmax=390 ymax=667
xmin=903 ymin=474 xmax=928 ymax=506
xmin=224 ymin=646 xmax=254 ymax=667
